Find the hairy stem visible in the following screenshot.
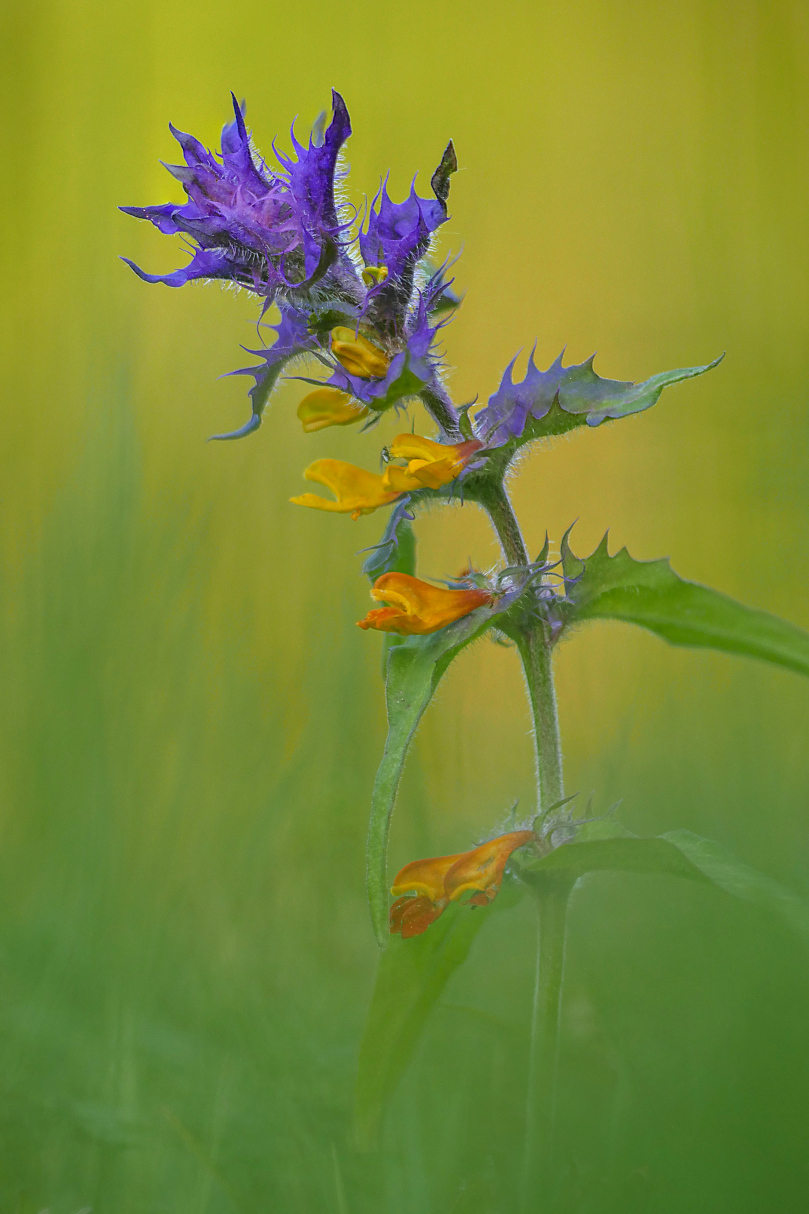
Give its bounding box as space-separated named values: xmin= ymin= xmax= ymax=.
xmin=419 ymin=383 xmax=462 ymax=441
xmin=479 ymin=480 xmax=564 ymax=813
xmin=478 ymin=478 xmax=529 ymax=566
xmin=516 ymin=632 xmax=565 ymax=812
xmin=520 ymin=877 xmax=572 ymax=1214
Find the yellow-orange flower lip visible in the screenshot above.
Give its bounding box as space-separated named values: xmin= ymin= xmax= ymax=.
xmin=296 ymin=387 xmax=370 ymax=433
xmin=390 ymin=831 xmax=536 ymax=938
xmin=357 ymin=572 xmax=492 ymax=636
xmin=290 ymin=435 xmax=484 ymax=523
xmin=290 ymin=459 xmax=401 ymax=520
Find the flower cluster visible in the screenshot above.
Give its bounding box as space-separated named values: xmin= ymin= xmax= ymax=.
xmin=122 ymin=92 xmax=460 ymax=442
xmin=123 ymin=92 xmax=721 ymax=942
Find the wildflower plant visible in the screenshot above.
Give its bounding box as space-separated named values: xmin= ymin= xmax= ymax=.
xmin=123 ymin=93 xmax=809 ymax=1210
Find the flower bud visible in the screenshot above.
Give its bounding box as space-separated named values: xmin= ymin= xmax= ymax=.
xmin=330 ymin=327 xmax=390 ymax=378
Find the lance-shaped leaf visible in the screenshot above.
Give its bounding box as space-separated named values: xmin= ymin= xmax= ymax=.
xmin=366 ymin=596 xmax=515 ymax=947
xmin=561 ymin=532 xmax=809 ymax=678
xmin=529 ymin=829 xmax=809 ymax=938
xmin=477 ymin=349 xmax=723 ymax=450
xmin=354 ymin=895 xmax=504 ymax=1150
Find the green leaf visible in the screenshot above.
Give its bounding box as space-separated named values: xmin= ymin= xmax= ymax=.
xmin=366 ymin=599 xmax=510 ymax=947
xmin=530 ymin=831 xmax=809 ymax=938
xmin=562 ymin=533 xmax=809 ymax=678
xmin=555 ymin=355 xmax=725 ymax=427
xmin=479 ymin=353 xmax=723 ymax=459
xmin=660 ymin=829 xmax=809 ymax=937
xmin=355 ymin=880 xmax=524 ymax=1150
xmin=356 ymin=823 xmax=809 ymax=1148
xmin=354 ymin=902 xmax=488 ymax=1150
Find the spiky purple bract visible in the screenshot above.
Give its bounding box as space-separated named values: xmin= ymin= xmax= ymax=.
xmin=121 ymin=92 xmax=352 ymax=300
xmin=121 ymin=93 xmax=462 ymax=438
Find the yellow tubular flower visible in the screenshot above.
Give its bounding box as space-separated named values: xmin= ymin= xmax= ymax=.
xmin=330 ymin=326 xmax=390 ymax=378
xmin=296 ymin=387 xmax=370 ymax=433
xmin=290 ymin=459 xmax=402 ymax=521
xmin=390 ymin=831 xmax=536 ymax=938
xmin=383 ymin=434 xmax=484 ymax=491
xmin=357 ymin=572 xmax=492 ymax=635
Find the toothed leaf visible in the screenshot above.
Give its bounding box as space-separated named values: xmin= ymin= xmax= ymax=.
xmin=561 ymin=533 xmax=809 ymax=678
xmin=477 ymin=350 xmax=723 ymax=450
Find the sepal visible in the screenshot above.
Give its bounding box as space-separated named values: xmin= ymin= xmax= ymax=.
xmin=361 ymin=498 xmax=418 ymax=580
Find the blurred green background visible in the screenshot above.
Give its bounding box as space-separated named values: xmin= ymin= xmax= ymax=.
xmin=2 ymin=0 xmax=809 ymax=1210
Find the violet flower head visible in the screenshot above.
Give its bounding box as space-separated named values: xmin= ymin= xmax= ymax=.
xmin=121 ymin=91 xmax=354 ymax=301
xmin=121 ymin=92 xmax=462 ymax=440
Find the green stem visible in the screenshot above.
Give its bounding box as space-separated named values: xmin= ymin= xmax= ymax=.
xmin=478 ymin=479 xmax=529 ymax=567
xmin=480 ymin=481 xmax=569 ymax=1210
xmin=419 ymin=384 xmax=462 ymax=441
xmin=478 ymin=480 xmax=565 ymax=813
xmin=519 ymin=876 xmax=572 ymax=1214
xmin=516 ymin=631 xmax=565 ymax=812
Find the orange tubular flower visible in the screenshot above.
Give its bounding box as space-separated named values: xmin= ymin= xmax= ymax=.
xmin=296 ymin=387 xmax=370 ymax=433
xmin=383 ymin=434 xmax=484 ymax=492
xmin=290 ymin=459 xmax=402 ymax=520
xmin=390 ymin=831 xmax=535 ymax=938
xmin=443 ymin=831 xmax=535 ymax=905
xmin=330 ymin=326 xmax=390 ymax=378
xmin=357 ymin=572 xmax=492 ymax=635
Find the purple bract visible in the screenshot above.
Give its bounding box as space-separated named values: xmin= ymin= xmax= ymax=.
xmin=122 ymin=91 xmax=352 ymax=299
xmin=122 ymin=92 xmax=459 ymax=438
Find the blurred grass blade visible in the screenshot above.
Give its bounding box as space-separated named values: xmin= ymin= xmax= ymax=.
xmin=562 ymin=533 xmax=809 ymax=677
xmin=534 ymin=832 xmax=809 ymax=938
xmin=366 ymin=602 xmax=507 ymax=947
